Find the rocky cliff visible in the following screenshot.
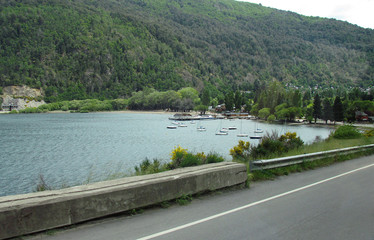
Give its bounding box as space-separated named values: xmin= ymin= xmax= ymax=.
xmin=1 ymin=86 xmax=45 ymax=111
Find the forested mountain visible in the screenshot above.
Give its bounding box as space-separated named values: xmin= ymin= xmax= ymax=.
xmin=1 ymin=0 xmax=373 ymax=101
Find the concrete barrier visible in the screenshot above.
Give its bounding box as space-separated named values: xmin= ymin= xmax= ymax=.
xmin=0 ymin=162 xmax=247 ymax=239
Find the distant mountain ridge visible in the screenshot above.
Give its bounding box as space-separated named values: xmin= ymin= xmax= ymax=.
xmin=0 ymin=0 xmax=373 ymax=101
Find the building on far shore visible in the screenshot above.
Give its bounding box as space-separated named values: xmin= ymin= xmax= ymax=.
xmin=1 ymin=98 xmax=19 ymax=111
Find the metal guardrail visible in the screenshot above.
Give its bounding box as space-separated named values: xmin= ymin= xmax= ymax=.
xmin=251 ymin=144 xmax=374 ymax=170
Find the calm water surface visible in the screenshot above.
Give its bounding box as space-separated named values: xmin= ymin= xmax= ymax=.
xmin=0 ymin=112 xmax=332 ymax=196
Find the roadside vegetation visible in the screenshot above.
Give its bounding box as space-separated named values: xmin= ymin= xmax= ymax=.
xmin=35 ymin=146 xmax=225 ymax=191
xmin=229 ymin=125 xmax=374 ymax=182
xmin=134 ymin=146 xmax=224 ymax=176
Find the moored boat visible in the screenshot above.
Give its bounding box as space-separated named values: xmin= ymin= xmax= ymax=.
xmin=216 ymin=130 xmax=228 ymax=135
xmin=249 ymin=135 xmax=262 ymax=139
xmin=254 ymin=128 xmax=263 ymax=133
xmin=197 ymin=126 xmax=206 ymax=131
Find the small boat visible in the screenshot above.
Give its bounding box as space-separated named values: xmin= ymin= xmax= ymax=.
xmin=228 ymin=126 xmax=237 ymax=130
xmin=197 ymin=126 xmax=206 ymax=132
xmin=190 ymin=121 xmax=196 ymax=124
xmin=254 ymin=123 xmax=263 ymax=133
xmin=237 ymin=119 xmax=248 ymax=137
xmin=216 ymin=120 xmax=228 ymax=135
xmin=167 ymin=126 xmax=177 ymax=129
xmin=178 ymin=124 xmax=187 ymax=127
xmin=254 ymin=128 xmax=263 ymax=133
xmin=216 ymin=130 xmax=228 ymax=135
xmin=172 ymin=121 xmax=180 ymax=125
xmin=250 ymin=135 xmax=262 ymax=139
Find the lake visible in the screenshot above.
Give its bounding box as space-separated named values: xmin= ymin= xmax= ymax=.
xmin=0 ymin=112 xmax=332 ymax=196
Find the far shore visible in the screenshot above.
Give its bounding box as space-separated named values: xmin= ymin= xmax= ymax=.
xmin=0 ymin=109 xmax=191 ymax=115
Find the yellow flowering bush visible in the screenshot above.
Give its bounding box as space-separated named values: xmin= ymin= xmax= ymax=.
xmin=230 ymin=140 xmax=250 ymax=162
xmin=170 ymin=145 xmax=188 ymax=168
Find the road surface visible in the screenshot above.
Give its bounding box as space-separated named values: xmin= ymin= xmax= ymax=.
xmin=29 ymin=155 xmax=374 ymax=240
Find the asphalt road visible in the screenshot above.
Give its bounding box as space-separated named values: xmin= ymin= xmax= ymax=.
xmin=30 ymin=155 xmax=374 ymax=240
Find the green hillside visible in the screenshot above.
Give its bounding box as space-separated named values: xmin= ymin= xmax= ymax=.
xmin=0 ymin=0 xmax=373 ymax=101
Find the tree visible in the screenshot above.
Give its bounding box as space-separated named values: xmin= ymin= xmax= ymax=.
xmin=195 ymin=104 xmax=208 ymax=114
xmin=234 ymin=90 xmax=243 ymax=111
xmin=258 ymin=108 xmax=271 ymax=120
xmin=322 ymin=98 xmax=333 ymax=124
xmin=225 ymin=91 xmax=234 ymax=111
xmin=178 ymin=87 xmax=200 ymax=104
xmin=313 ymin=94 xmax=322 ymax=123
xmin=201 ymin=88 xmax=211 ymax=106
xmin=333 ymin=96 xmax=344 ymax=123
xmin=289 ymin=89 xmax=302 ymax=108
xmin=302 ymin=90 xmax=312 ymax=107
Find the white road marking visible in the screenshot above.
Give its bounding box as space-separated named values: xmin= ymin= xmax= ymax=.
xmin=137 ymin=163 xmax=374 ymax=240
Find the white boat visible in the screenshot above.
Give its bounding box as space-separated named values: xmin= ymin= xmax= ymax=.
xmin=178 ymin=124 xmax=187 ymax=127
xmin=237 ymin=119 xmax=248 ymax=137
xmin=216 ymin=130 xmax=228 ymax=135
xmin=254 ymin=128 xmax=263 ymax=133
xmin=228 ymin=126 xmax=237 ymax=130
xmin=216 ymin=120 xmax=228 ymax=135
xmin=254 ymin=123 xmax=263 ymax=133
xmin=197 ymin=126 xmax=206 ymax=132
xmin=167 ymin=126 xmax=177 ymax=129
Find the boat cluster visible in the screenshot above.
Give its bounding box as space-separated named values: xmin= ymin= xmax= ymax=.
xmin=215 ymin=126 xmax=263 ymax=139
xmin=168 ymin=113 xmax=216 ymax=121
xmin=167 ymin=120 xmax=207 ymax=131
xmin=167 ymin=119 xmax=263 ymax=139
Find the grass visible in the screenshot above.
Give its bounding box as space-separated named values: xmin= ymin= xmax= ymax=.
xmin=279 ymin=135 xmax=374 ymax=158
xmin=175 ymin=194 xmax=193 ymax=206
xmin=250 ymin=141 xmax=374 ymax=181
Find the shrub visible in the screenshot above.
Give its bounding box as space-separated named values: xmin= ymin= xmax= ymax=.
xmin=170 ymin=146 xmax=188 ymax=168
xmin=134 ymin=158 xmax=166 ymax=175
xmin=61 ymin=105 xmax=69 ymax=111
xmin=250 ymin=131 xmax=304 ymax=159
xmin=333 ymin=125 xmax=362 ymax=139
xmin=19 ymin=107 xmax=42 ymax=114
xmin=230 ymin=140 xmax=250 ymax=162
xmin=267 ymin=114 xmax=276 ymax=123
xmin=111 ymin=99 xmax=128 ymax=110
xmin=169 ymin=147 xmax=224 ymax=169
xmin=205 ymin=152 xmax=225 ymax=164
xmin=180 ymin=153 xmax=201 ymax=167
xmin=364 ymin=129 xmax=374 ymax=137
xmin=35 ymin=174 xmax=52 ymax=192
xmin=279 ymin=132 xmax=304 ymax=149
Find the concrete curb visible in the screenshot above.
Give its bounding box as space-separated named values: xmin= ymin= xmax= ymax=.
xmin=0 ymin=162 xmax=247 ymax=239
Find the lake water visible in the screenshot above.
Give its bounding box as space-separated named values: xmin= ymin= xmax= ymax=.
xmin=0 ymin=112 xmax=332 ymax=196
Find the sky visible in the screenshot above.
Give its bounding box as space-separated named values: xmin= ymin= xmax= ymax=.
xmin=237 ymin=0 xmax=374 ymax=29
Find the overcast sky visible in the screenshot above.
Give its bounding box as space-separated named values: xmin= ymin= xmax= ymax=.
xmin=237 ymin=0 xmax=374 ymax=29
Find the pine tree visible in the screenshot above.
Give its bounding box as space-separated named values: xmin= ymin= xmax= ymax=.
xmin=333 ymin=96 xmax=344 ymax=123
xmin=313 ymin=93 xmax=322 ymax=123
xmin=322 ymin=98 xmax=333 ymax=124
